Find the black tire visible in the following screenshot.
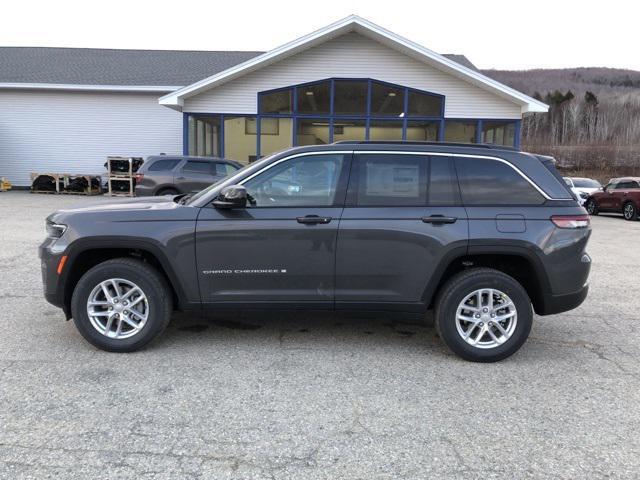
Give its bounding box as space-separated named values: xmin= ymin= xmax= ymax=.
xmin=585 ymin=198 xmax=598 ymax=215
xmin=435 ymin=268 xmax=533 ymax=362
xmin=71 ymin=258 xmax=172 ymax=352
xmin=623 ymin=202 xmax=637 ymax=221
xmin=156 ymin=187 xmax=180 ymax=196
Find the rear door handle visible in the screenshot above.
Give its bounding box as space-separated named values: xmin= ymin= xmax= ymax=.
xmin=422 ymin=215 xmax=457 ymax=224
xmin=176 ymin=176 xmax=185 ymax=180
xmin=296 ymin=215 xmax=332 ymax=225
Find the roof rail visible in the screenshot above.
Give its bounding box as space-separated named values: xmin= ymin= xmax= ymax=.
xmin=332 ymin=140 xmax=517 ymax=150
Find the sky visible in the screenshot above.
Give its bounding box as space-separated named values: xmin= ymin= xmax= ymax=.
xmin=1 ymin=0 xmax=637 ymax=71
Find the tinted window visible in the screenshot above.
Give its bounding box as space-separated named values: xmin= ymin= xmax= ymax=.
xmin=455 ymin=157 xmax=544 ymax=205
xmin=214 ymin=163 xmax=238 ymax=176
xmin=183 ymin=161 xmax=211 ymax=174
xmin=147 ymin=159 xmax=180 ymax=172
xmin=355 ymin=154 xmax=427 ymax=206
xmin=572 ymin=178 xmax=600 ymax=188
xmin=429 ymin=156 xmax=458 ymax=205
xmin=243 ymin=154 xmax=344 ymax=207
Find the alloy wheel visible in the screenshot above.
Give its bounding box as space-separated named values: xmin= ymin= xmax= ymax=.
xmin=86 ymin=278 xmax=149 ymax=339
xmin=455 ymin=288 xmax=518 ymax=349
xmin=624 ymin=203 xmax=635 ymax=220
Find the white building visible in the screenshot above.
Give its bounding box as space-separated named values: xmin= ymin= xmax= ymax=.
xmin=0 ymin=16 xmax=547 ymax=186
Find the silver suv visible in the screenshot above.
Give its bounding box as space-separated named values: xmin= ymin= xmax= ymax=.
xmin=134 ymin=156 xmax=242 ymax=196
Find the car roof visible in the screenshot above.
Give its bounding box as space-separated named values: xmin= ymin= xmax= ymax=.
xmin=611 ymin=177 xmax=640 ymax=183
xmin=145 ymin=155 xmax=241 ymax=165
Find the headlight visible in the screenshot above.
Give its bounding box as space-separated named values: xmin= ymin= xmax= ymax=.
xmin=579 ymin=192 xmax=589 ymax=199
xmin=46 ymin=222 xmax=67 ymax=238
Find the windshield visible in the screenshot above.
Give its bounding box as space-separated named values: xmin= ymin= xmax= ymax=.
xmin=572 ymin=178 xmax=601 ymax=188
xmin=186 ymin=153 xmax=279 ymax=205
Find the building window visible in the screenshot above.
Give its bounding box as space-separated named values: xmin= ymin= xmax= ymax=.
xmin=296 ymin=119 xmax=330 ymax=145
xmin=370 ymin=81 xmax=405 ymax=117
xmin=407 ymin=90 xmax=442 ymax=117
xmin=297 ymin=81 xmax=331 ymax=115
xmin=406 ymin=120 xmax=439 ymax=141
xmin=445 ymin=120 xmax=477 ymax=143
xmin=333 ymin=80 xmax=368 ymax=115
xmin=260 ymin=118 xmax=293 ymax=156
xmin=224 ymin=116 xmax=257 ymax=163
xmin=187 ymin=115 xmax=221 ymax=156
xmin=482 ymin=121 xmax=516 ymax=146
xmin=259 ymin=88 xmax=293 ymax=114
xmin=332 ymin=119 xmax=366 ymax=141
xmin=369 ymin=120 xmax=403 ymax=141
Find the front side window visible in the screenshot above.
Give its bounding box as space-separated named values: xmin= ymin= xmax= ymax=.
xmin=355 ymin=154 xmax=427 ymax=206
xmin=243 ymin=154 xmax=345 ymax=207
xmin=455 ymin=157 xmax=544 ymax=205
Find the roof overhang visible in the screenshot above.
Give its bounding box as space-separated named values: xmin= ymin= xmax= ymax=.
xmin=0 ymin=83 xmax=181 ymax=93
xmin=159 ymin=15 xmax=549 ymax=114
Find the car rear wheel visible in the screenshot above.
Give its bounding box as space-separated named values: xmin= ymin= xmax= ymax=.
xmin=71 ymin=258 xmax=172 ymax=352
xmin=623 ymin=202 xmax=637 ymax=221
xmin=435 ymin=268 xmax=533 ymax=362
xmin=585 ymin=199 xmax=598 ymax=215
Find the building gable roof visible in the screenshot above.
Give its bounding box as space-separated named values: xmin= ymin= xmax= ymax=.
xmin=0 ymin=47 xmax=263 ymax=91
xmin=159 ymin=15 xmax=548 ymax=113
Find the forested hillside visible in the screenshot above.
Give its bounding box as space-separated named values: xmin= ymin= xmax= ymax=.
xmin=482 ymin=68 xmax=640 ymax=178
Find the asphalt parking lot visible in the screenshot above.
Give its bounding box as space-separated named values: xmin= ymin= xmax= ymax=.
xmin=1 ymin=191 xmax=639 ymax=479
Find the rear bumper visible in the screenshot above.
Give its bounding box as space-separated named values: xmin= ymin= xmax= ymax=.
xmin=536 ymin=283 xmax=589 ymax=316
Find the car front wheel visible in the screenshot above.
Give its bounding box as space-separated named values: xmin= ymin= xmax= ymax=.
xmin=435 ymin=268 xmax=533 ymax=362
xmin=71 ymin=258 xmax=172 ymax=352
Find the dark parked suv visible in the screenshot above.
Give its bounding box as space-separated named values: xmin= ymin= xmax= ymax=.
xmin=40 ymin=142 xmax=591 ymax=362
xmin=134 ymin=155 xmax=242 ymax=196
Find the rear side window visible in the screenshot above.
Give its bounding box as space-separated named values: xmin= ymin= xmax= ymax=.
xmin=214 ymin=163 xmax=238 ymax=176
xmin=353 ymin=154 xmax=458 ymax=206
xmin=147 ymin=159 xmax=180 ymax=172
xmin=455 ymin=157 xmax=544 ymax=205
xmin=183 ymin=161 xmax=211 ymax=174
xmin=355 ymin=154 xmax=427 ymax=206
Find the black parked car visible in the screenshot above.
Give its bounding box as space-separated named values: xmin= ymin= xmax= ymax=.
xmin=134 ymin=156 xmax=242 ymax=196
xmin=40 ymin=142 xmax=591 ymax=362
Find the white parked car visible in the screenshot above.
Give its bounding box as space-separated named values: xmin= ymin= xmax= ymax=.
xmin=564 ymin=177 xmax=602 ymax=205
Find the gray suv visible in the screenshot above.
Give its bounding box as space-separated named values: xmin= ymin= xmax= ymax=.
xmin=134 ymin=155 xmax=242 ymax=196
xmin=40 ymin=142 xmax=591 ymax=362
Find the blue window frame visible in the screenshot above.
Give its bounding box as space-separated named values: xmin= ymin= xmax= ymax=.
xmin=183 ymin=78 xmax=521 ymax=159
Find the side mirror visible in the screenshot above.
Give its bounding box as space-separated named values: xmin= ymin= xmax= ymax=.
xmin=213 ymin=185 xmax=247 ymax=209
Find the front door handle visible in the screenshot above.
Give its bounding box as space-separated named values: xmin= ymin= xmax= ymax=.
xmin=176 ymin=176 xmax=186 ymax=180
xmin=296 ymin=215 xmax=332 ymax=225
xmin=422 ymin=215 xmax=457 ymax=224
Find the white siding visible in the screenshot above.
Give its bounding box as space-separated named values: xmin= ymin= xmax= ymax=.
xmin=184 ymin=33 xmax=521 ymax=119
xmin=0 ymin=90 xmax=182 ymax=186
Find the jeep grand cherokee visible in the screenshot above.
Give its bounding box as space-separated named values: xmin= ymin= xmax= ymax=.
xmin=40 ymin=142 xmax=591 ymax=362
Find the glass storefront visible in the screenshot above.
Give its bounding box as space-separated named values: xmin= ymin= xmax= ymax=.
xmin=185 ymin=78 xmax=519 ymax=163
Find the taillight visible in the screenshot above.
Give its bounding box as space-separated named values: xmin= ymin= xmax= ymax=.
xmin=134 ymin=173 xmax=144 ymax=183
xmin=551 ymin=215 xmax=590 ymax=229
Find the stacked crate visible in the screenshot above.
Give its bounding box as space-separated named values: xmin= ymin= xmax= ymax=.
xmin=30 ymin=173 xmax=102 ymax=195
xmin=107 ymin=156 xmax=143 ymax=196
xmin=0 ymin=177 xmax=11 ymax=192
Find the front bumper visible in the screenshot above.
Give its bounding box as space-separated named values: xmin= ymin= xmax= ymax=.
xmin=39 ymin=238 xmax=67 ymax=311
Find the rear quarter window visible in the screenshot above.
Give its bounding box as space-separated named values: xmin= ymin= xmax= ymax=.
xmin=455 ymin=157 xmax=544 ymax=205
xmin=147 ymin=159 xmax=180 ymax=172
